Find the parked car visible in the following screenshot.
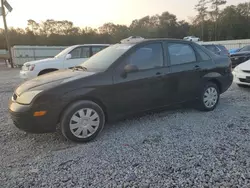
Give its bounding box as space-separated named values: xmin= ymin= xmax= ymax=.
xmin=20 ymin=44 xmax=110 ymax=80
xmin=202 ymin=44 xmax=229 ymax=56
xmin=183 ymin=36 xmax=200 ymax=42
xmin=120 ymin=36 xmax=144 ymax=43
xmin=230 ymin=45 xmax=250 ymax=68
xmin=9 ymin=38 xmax=233 ymax=142
xmin=233 ymin=59 xmax=250 ymax=87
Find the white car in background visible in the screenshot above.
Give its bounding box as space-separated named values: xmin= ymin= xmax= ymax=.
xmin=233 ymin=59 xmax=250 ymax=87
xmin=20 ymin=44 xmax=110 ymax=80
xmin=183 ymin=36 xmax=200 ymax=42
xmin=120 ymin=36 xmax=144 ymax=43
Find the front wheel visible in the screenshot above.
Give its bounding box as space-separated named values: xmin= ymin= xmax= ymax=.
xmin=196 ymin=82 xmax=220 ymax=111
xmin=60 ymin=100 xmax=105 ymax=142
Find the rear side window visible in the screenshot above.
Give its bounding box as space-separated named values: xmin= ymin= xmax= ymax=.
xmin=195 ymin=46 xmax=211 ymax=61
xmin=167 ymin=43 xmax=196 ymax=65
xmin=217 ymin=45 xmax=227 ymax=51
xmin=204 ymin=45 xmax=219 ymax=53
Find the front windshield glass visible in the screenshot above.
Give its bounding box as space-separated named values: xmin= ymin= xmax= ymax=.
xmin=80 ymin=44 xmax=134 ymax=72
xmin=54 ymin=47 xmax=71 ymax=58
xmin=239 ymin=46 xmax=250 ymax=52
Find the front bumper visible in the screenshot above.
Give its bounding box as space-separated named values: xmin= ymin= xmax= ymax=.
xmin=233 ymin=71 xmax=250 ymax=86
xmin=9 ymin=100 xmax=60 ymax=133
xmin=20 ymin=70 xmax=39 ymax=80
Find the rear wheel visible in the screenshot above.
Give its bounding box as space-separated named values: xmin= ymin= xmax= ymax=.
xmin=196 ymin=82 xmax=220 ymax=111
xmin=60 ymin=100 xmax=105 ymax=142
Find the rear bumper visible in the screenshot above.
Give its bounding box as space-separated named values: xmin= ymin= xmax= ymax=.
xmin=9 ymin=100 xmax=59 ymax=133
xmin=219 ymin=73 xmax=233 ymax=93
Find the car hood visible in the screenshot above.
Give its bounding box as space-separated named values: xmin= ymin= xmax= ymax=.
xmin=15 ymin=69 xmax=95 ymax=96
xmin=23 ymin=58 xmax=58 ymax=65
xmin=238 ymin=60 xmax=250 ymax=70
xmin=231 ymin=51 xmax=250 ymax=56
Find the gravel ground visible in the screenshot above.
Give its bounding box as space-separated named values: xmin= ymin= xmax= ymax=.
xmin=1 ymin=68 xmax=250 ymax=188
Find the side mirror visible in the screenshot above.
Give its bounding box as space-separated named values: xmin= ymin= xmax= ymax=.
xmin=66 ymin=54 xmax=72 ymax=60
xmin=124 ymin=64 xmax=139 ymax=73
xmin=121 ymin=64 xmax=139 ymax=78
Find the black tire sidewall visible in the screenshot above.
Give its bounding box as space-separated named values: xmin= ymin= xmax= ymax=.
xmin=199 ymin=82 xmax=220 ymax=111
xmin=61 ymin=101 xmax=105 ymax=142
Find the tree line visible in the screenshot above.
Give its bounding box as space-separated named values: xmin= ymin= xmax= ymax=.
xmin=0 ymin=0 xmax=249 ymax=49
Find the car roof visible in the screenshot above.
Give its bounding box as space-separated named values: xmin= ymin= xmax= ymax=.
xmin=72 ymin=44 xmax=110 ymax=48
xmin=120 ymin=38 xmax=189 ymax=45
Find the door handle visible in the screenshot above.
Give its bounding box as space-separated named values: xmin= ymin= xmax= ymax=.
xmin=194 ymin=65 xmax=201 ymax=71
xmin=155 ymin=72 xmax=164 ymax=79
xmin=156 ymin=72 xmax=162 ymax=75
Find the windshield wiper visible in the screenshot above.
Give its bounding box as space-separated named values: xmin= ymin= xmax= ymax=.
xmin=72 ymin=66 xmax=87 ymax=71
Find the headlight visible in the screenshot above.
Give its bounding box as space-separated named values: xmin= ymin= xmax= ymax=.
xmin=24 ymin=64 xmax=35 ymax=71
xmin=233 ymin=66 xmax=240 ymax=73
xmin=28 ymin=64 xmax=35 ymax=71
xmin=16 ymin=90 xmax=43 ymax=104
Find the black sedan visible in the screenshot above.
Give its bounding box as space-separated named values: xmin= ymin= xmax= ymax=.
xmin=9 ymin=39 xmax=233 ymax=142
xmin=230 ymin=45 xmax=250 ymax=68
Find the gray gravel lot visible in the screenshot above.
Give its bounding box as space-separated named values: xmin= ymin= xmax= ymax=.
xmin=1 ymin=68 xmax=250 ymax=188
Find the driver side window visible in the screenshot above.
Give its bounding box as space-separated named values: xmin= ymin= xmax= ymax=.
xmin=69 ymin=47 xmax=90 ymax=59
xmin=69 ymin=47 xmax=82 ymax=59
xmin=127 ymin=43 xmax=164 ymax=70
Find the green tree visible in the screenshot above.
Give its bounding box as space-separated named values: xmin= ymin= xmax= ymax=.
xmin=195 ymin=0 xmax=208 ymax=40
xmin=209 ymin=0 xmax=227 ymax=40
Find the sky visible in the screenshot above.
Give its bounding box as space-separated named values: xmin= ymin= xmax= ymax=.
xmin=0 ymin=0 xmax=247 ymax=29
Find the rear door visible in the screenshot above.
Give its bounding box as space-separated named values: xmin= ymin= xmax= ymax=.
xmin=165 ymin=42 xmax=202 ymax=103
xmin=64 ymin=46 xmax=91 ymax=68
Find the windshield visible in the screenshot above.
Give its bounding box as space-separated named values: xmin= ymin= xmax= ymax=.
xmin=239 ymin=46 xmax=250 ymax=52
xmin=80 ymin=44 xmax=134 ymax=72
xmin=54 ymin=47 xmax=71 ymax=58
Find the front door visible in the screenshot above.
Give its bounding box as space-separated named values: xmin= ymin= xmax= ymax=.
xmin=111 ymin=42 xmax=167 ymax=116
xmin=64 ymin=46 xmax=90 ymax=69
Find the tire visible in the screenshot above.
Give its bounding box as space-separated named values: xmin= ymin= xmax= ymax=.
xmin=196 ymin=82 xmax=220 ymax=111
xmin=60 ymin=100 xmax=105 ymax=142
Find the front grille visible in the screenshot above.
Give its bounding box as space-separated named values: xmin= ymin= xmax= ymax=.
xmin=242 ymin=70 xmax=250 ymax=73
xmin=239 ymin=78 xmax=250 ymax=83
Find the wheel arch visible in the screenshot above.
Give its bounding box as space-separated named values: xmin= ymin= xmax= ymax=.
xmin=207 ymin=79 xmax=222 ymax=93
xmin=202 ymin=72 xmax=223 ymax=93
xmin=58 ymin=96 xmax=109 ymax=124
xmin=38 ymin=68 xmax=58 ymax=75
